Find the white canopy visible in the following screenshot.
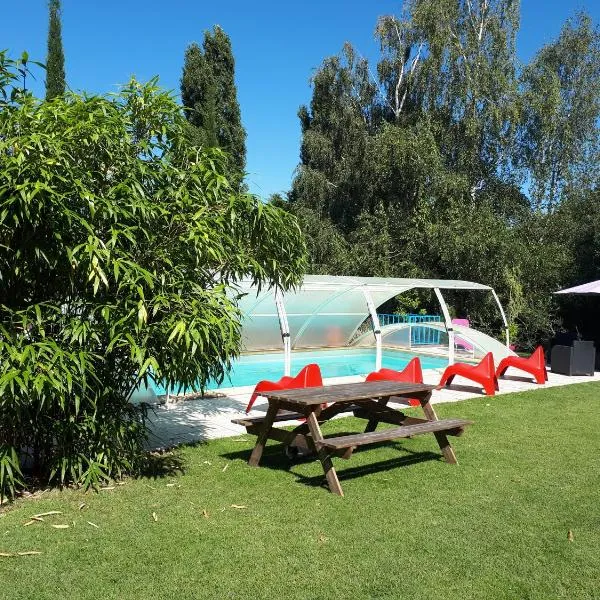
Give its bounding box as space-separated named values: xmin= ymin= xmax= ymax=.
xmin=236 ymin=275 xmax=508 ymax=373
xmin=555 ymin=280 xmax=600 ymax=295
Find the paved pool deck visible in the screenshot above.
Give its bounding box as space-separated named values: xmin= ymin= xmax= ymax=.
xmin=146 ymin=367 xmax=600 ymax=450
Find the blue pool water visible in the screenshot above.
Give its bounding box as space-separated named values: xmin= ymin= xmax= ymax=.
xmin=154 ymin=348 xmax=448 ymax=394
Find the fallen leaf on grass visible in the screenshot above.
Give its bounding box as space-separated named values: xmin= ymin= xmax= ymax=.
xmin=87 ymin=522 xmax=99 ymax=529
xmin=0 ymin=551 xmax=42 ymax=557
xmin=317 ymin=533 xmax=329 ymax=544
xmin=99 ymin=486 xmax=115 ymax=491
xmin=78 ymin=503 xmax=86 ymax=511
xmin=230 ymin=505 xmax=247 ymax=510
xmin=32 ymin=511 xmax=61 ymax=519
xmin=568 ymin=530 xmax=574 ymax=542
xmin=52 ymin=524 xmax=70 ymax=529
xmin=202 ymin=461 xmax=212 ymax=466
xmin=202 ymin=509 xmax=209 ymax=519
xmin=166 ymin=483 xmax=175 ymax=487
xmin=152 ymin=512 xmax=158 ymax=522
xmin=222 ymin=464 xmax=229 ymax=472
xmin=23 ymin=520 xmax=37 ymax=527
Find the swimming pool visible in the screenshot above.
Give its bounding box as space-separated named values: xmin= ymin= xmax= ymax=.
xmin=154 ymin=348 xmax=448 ymax=395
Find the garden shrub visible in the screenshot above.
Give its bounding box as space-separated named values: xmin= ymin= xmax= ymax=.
xmin=0 ymin=53 xmax=306 ymax=499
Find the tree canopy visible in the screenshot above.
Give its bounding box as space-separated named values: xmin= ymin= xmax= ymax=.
xmin=45 ymin=0 xmax=65 ymax=99
xmin=519 ymin=13 xmax=600 ymax=211
xmin=181 ymin=26 xmax=246 ymax=185
xmin=287 ymin=1 xmax=600 ymax=348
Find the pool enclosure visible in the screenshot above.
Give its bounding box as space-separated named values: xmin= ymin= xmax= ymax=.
xmin=236 ymin=275 xmax=514 ymax=375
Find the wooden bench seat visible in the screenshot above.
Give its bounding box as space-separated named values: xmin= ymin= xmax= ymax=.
xmin=319 ymin=418 xmax=472 ymax=451
xmin=232 ymin=404 xmax=364 ymax=428
xmin=231 ymin=410 xmax=305 ymax=427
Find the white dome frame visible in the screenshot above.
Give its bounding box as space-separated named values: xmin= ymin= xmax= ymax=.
xmin=235 ymin=275 xmax=509 ymax=375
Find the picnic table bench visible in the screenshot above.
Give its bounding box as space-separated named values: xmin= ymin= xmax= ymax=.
xmin=232 ymin=381 xmax=472 ymax=496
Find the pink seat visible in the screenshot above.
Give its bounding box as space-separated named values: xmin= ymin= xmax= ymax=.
xmin=438 ymin=352 xmax=499 ymax=396
xmin=452 ymin=318 xmax=474 ymax=352
xmin=245 ymin=363 xmax=323 ymax=413
xmin=365 ymin=357 xmax=423 ymax=406
xmin=496 ymin=346 xmax=547 ymax=385
xmin=452 ymin=319 xmax=470 ymax=327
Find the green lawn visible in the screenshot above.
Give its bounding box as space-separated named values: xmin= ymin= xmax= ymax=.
xmin=1 ymin=383 xmax=600 ymax=600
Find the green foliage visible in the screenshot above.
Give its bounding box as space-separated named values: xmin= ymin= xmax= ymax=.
xmin=45 ymin=0 xmax=66 ymax=100
xmin=181 ymin=26 xmax=246 ymax=185
xmin=519 ymin=13 xmax=600 ymax=211
xmin=552 ymin=187 xmax=600 ymax=341
xmin=289 ymin=2 xmax=600 ymax=350
xmin=286 ymin=204 xmax=351 ymax=275
xmin=0 ymin=57 xmax=305 ymax=500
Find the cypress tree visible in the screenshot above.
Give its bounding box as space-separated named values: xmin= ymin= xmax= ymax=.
xmin=181 ymin=26 xmax=246 ymax=178
xmin=45 ymin=0 xmax=66 ymax=100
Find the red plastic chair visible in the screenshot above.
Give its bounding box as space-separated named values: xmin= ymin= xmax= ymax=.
xmin=496 ymin=346 xmax=547 ymax=385
xmin=245 ymin=363 xmax=323 ymax=413
xmin=438 ymin=352 xmax=499 ymax=396
xmin=365 ymin=357 xmax=424 ymax=406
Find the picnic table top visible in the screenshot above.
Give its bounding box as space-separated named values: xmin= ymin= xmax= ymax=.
xmin=261 ymin=380 xmax=436 ymax=406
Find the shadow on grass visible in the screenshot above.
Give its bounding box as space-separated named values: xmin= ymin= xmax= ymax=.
xmin=297 ymin=451 xmax=442 ymax=489
xmin=221 ymin=437 xmax=442 ymax=489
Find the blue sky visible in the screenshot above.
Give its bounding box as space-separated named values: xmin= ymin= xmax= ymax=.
xmin=2 ymin=1 xmax=599 ymax=198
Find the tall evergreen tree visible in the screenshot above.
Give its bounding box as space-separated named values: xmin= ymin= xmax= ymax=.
xmin=181 ymin=26 xmax=246 ymax=178
xmin=45 ymin=0 xmax=65 ymax=100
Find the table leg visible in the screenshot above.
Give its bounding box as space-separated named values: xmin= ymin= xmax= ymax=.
xmin=433 ymin=431 xmax=458 ymax=464
xmin=306 ymin=410 xmax=344 ymax=496
xmin=248 ymin=400 xmax=279 ymax=467
xmin=364 ymin=397 xmax=389 ymax=433
xmin=418 ymin=391 xmax=458 ymax=464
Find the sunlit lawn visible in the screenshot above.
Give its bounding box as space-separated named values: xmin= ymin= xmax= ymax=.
xmin=1 ymin=382 xmax=599 ymax=600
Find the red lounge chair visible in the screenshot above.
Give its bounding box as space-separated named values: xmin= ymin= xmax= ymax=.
xmin=496 ymin=346 xmax=547 ymax=385
xmin=245 ymin=363 xmax=323 ymax=413
xmin=365 ymin=357 xmax=424 ymax=406
xmin=438 ymin=352 xmax=499 ymax=396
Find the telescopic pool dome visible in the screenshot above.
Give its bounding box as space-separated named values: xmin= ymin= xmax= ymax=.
xmin=235 ymin=275 xmax=511 ymax=375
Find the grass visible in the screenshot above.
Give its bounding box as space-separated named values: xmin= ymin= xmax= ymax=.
xmin=1 ymin=382 xmax=600 ymax=600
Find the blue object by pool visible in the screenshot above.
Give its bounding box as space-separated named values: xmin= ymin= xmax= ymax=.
xmin=152 ymin=348 xmax=447 ymax=395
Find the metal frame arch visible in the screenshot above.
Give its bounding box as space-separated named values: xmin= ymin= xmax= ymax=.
xmin=362 ymin=289 xmax=382 ymax=371
xmin=490 ymin=289 xmax=510 ymax=348
xmin=434 ymin=287 xmax=455 ymax=365
xmin=274 ymin=288 xmax=291 ymax=376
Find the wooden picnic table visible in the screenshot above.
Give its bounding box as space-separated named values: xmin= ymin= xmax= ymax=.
xmin=232 ymin=381 xmax=472 ymax=496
